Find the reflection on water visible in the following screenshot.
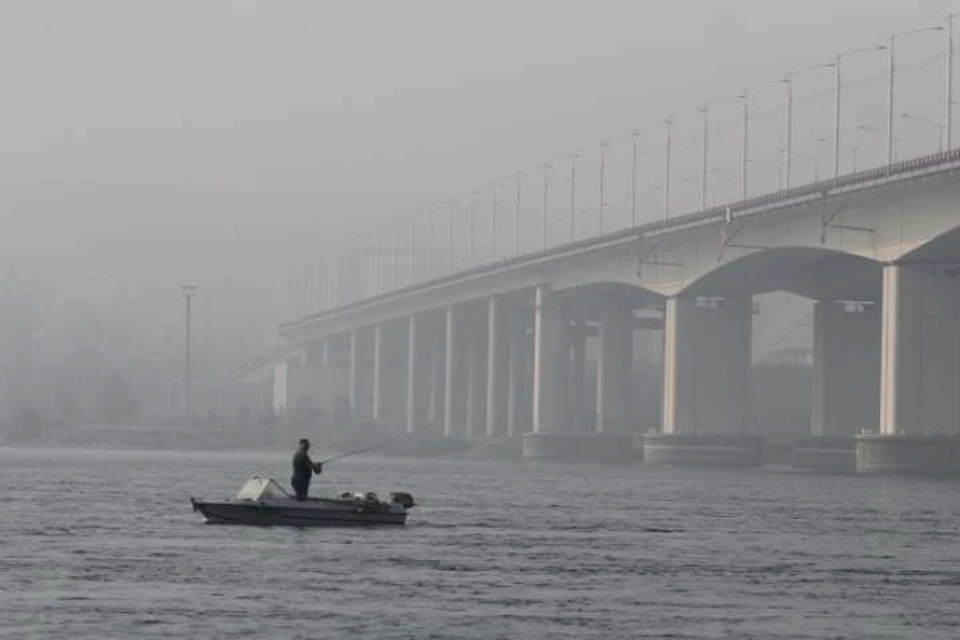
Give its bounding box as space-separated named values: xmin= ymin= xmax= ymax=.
xmin=2 ymin=447 xmax=960 ymax=639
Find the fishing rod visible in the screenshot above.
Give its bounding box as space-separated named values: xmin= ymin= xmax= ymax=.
xmin=317 ymin=438 xmax=400 ymax=465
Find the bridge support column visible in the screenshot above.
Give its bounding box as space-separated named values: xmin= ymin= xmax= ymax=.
xmin=646 ymin=295 xmax=760 ymax=466
xmin=428 ymin=331 xmax=443 ymax=428
xmin=506 ymin=317 xmax=527 ymax=437
xmin=596 ymin=306 xmax=633 ymax=433
xmin=570 ymin=321 xmax=587 ymax=432
xmin=859 ymin=264 xmax=960 ymax=474
xmin=372 ymin=323 xmax=384 ymax=422
xmin=348 ymin=329 xmax=359 ymax=418
xmin=466 ymin=322 xmax=487 ymax=437
xmin=443 ymin=304 xmax=468 ymax=437
xmin=532 ymin=285 xmax=564 ymax=433
xmin=811 ymin=300 xmax=880 ymax=436
xmin=794 ymin=300 xmax=880 ymax=471
xmin=405 ymin=314 xmax=429 ymax=435
xmin=486 ymin=296 xmax=509 ymax=436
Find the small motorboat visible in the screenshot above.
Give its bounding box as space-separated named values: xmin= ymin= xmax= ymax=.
xmin=190 ymin=473 xmax=415 ymax=527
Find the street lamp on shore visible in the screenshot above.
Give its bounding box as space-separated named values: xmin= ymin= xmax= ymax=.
xmin=181 ymin=285 xmax=198 ymax=425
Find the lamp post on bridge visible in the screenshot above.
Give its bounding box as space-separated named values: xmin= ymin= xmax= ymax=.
xmin=747 ymin=157 xmax=784 ymax=191
xmin=663 ymin=118 xmax=673 ymax=219
xmin=469 ymin=194 xmax=478 ymax=266
xmin=858 ymin=124 xmax=901 ymax=162
xmin=946 ymin=14 xmax=955 ymax=151
xmin=630 ymin=129 xmax=640 ymax=226
xmin=490 ymin=181 xmax=499 ymax=261
xmin=817 ymin=137 xmax=859 ymax=174
xmin=542 ymin=161 xmax=551 ymax=250
xmin=740 ymin=89 xmax=749 ymax=200
xmin=700 ymin=104 xmax=710 ymax=211
xmin=884 ymin=24 xmax=946 ymax=167
xmin=445 ymin=204 xmax=455 ymax=273
xmin=598 ymin=141 xmax=608 ymax=234
xmin=781 ymin=62 xmax=834 ymax=189
xmin=514 ymin=172 xmax=525 ymax=257
xmin=569 ymin=152 xmax=579 ymax=241
xmin=900 ymin=111 xmax=944 ymax=152
xmin=832 ymin=44 xmax=887 ymax=178
xmin=783 ymin=148 xmax=821 ymax=182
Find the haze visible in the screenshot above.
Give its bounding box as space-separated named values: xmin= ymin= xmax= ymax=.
xmin=0 ymin=0 xmax=952 ymax=364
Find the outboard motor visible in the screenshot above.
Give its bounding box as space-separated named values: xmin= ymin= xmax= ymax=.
xmin=391 ymin=491 xmax=415 ymax=509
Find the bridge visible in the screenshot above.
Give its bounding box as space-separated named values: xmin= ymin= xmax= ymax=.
xmin=277 ymin=17 xmax=960 ymax=474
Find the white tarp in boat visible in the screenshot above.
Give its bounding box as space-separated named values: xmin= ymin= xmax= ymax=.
xmin=234 ymin=473 xmax=290 ymax=501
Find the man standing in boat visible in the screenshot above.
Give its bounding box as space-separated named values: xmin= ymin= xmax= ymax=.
xmin=291 ymin=438 xmax=322 ymax=500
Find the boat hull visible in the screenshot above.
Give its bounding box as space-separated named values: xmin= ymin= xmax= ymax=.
xmin=191 ymin=499 xmax=407 ymax=527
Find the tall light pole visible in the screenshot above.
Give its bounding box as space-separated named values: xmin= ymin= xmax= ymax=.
xmin=469 ymin=195 xmax=477 ymax=265
xmin=740 ymin=89 xmax=749 ymax=200
xmin=782 ymin=62 xmax=834 ymax=188
xmin=786 ymin=148 xmax=821 ymax=181
xmin=886 ymin=24 xmax=946 ymax=166
xmin=391 ymin=225 xmax=400 ymax=290
xmin=630 ymin=129 xmax=640 ymax=226
xmin=427 ymin=216 xmax=436 ymax=279
xmin=832 ymin=45 xmax=885 ymax=178
xmin=748 ymin=157 xmax=784 ymax=190
xmin=946 ymin=14 xmax=954 ymax=151
xmin=700 ymin=104 xmax=709 ymax=210
xmin=782 ymin=73 xmax=793 ymax=189
xmin=542 ymin=161 xmax=551 ymax=250
xmin=817 ymin=137 xmax=859 ymax=173
xmin=569 ymin=152 xmax=579 ymax=241
xmin=598 ymin=142 xmax=608 ymax=234
xmin=663 ymin=118 xmax=673 ymax=219
xmin=859 ymin=124 xmax=900 ymax=161
xmin=181 ymin=285 xmax=198 ymax=425
xmin=446 ymin=205 xmax=455 ymax=272
xmin=489 ymin=182 xmax=499 ymax=260
xmin=514 ymin=172 xmax=524 ymax=257
xmin=900 ymin=111 xmax=944 ymax=151
xmin=887 ymin=34 xmax=896 ymax=167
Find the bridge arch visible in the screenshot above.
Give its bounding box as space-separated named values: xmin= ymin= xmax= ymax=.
xmin=676 ymin=246 xmax=882 ymax=301
xmin=552 ymin=280 xmax=664 ymax=312
xmin=898 ymin=221 xmax=960 ymax=264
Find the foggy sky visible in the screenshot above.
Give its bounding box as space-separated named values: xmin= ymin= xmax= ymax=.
xmin=0 ymin=0 xmax=953 ymax=352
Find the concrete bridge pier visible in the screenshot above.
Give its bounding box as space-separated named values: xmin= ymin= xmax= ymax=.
xmin=523 ymin=285 xmax=579 ymax=460
xmin=794 ymin=299 xmax=880 ymax=472
xmin=405 ymin=313 xmax=431 ymax=435
xmin=506 ymin=314 xmax=531 ymax=437
xmin=645 ymin=294 xmax=761 ymax=466
xmin=596 ymin=305 xmax=633 ymax=433
xmin=347 ymin=328 xmax=375 ymax=420
xmin=465 ymin=316 xmax=488 ymax=437
xmin=525 ymin=289 xmax=639 ymax=463
xmin=348 ymin=328 xmax=359 ymax=418
xmin=531 ymin=285 xmax=564 ymax=434
xmin=372 ymin=323 xmax=385 ymax=422
xmin=427 ymin=327 xmax=444 ymax=431
xmin=485 ymin=295 xmax=510 ymax=437
xmin=859 ymin=263 xmax=960 ymax=475
xmin=569 ymin=320 xmax=588 ymax=433
xmin=443 ymin=304 xmax=470 ymax=437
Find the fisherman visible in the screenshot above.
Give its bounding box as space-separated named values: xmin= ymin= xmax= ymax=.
xmin=291 ymin=438 xmax=322 ymax=500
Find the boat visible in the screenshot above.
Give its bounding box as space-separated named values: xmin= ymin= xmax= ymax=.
xmin=190 ymin=473 xmax=415 ymax=527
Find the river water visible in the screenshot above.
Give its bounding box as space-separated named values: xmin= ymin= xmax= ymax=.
xmin=2 ymin=446 xmax=960 ymax=639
